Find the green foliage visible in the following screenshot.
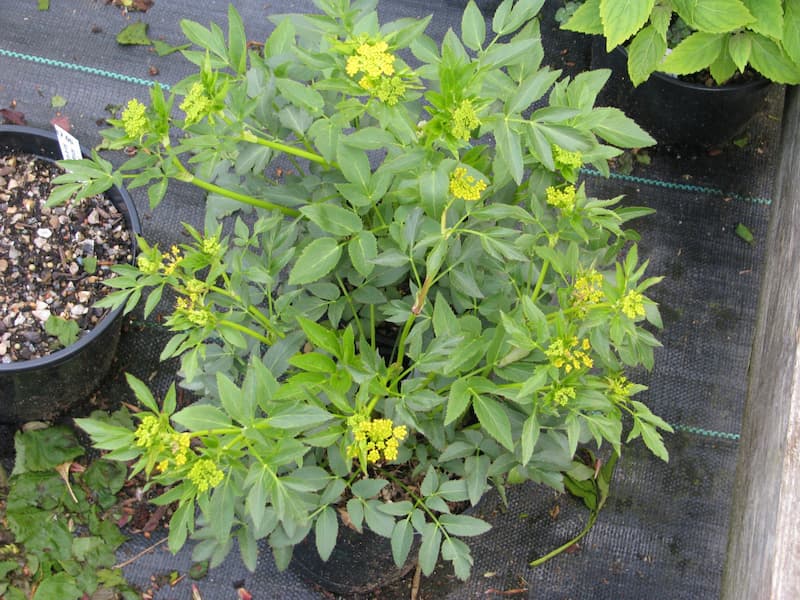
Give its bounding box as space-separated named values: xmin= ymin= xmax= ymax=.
xmin=44 ymin=315 xmax=79 ymax=348
xmin=70 ymin=0 xmax=669 ymax=584
xmin=0 ymin=425 xmax=138 ymax=599
xmin=562 ymin=0 xmax=800 ymax=85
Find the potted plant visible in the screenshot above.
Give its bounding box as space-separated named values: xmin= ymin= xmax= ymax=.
xmin=0 ymin=125 xmax=140 ymax=423
xmin=70 ymin=0 xmax=671 ymax=592
xmin=559 ymin=0 xmax=799 ymax=144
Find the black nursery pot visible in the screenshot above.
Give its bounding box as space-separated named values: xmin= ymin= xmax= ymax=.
xmin=592 ymin=39 xmax=773 ymax=146
xmin=289 ymin=513 xmax=420 ymax=595
xmin=0 ymin=125 xmax=141 ymax=423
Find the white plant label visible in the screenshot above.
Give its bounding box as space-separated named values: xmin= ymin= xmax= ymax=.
xmin=54 ymin=124 xmax=83 ymax=161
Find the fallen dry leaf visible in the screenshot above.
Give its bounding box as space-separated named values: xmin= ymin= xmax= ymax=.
xmin=1 ymin=108 xmax=26 ymax=125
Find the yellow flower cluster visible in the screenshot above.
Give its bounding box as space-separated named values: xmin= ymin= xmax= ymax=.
xmin=619 ymin=289 xmax=646 ymax=319
xmin=545 ymin=336 xmax=593 ymax=373
xmin=134 ymin=416 xmax=193 ymax=473
xmin=180 ymin=82 xmax=213 ymax=125
xmin=121 ymin=98 xmax=148 ymax=139
xmin=175 ymin=295 xmax=216 ymax=328
xmin=552 ymin=385 xmax=577 ymax=406
xmin=136 ymin=245 xmax=182 ymax=276
xmin=188 ymin=458 xmax=224 ymax=493
xmin=346 ymin=39 xmax=395 ymax=78
xmin=162 ymin=245 xmax=182 ymax=276
xmin=449 ymin=167 xmax=487 ymax=201
xmin=545 ymin=185 xmax=577 ymax=212
xmin=346 ymin=39 xmax=406 ymax=105
xmin=553 ymin=146 xmax=583 ymax=170
xmin=347 ymin=417 xmax=408 ymax=464
xmin=451 ymin=99 xmax=480 ymax=141
xmin=572 ymin=270 xmax=605 ymax=314
xmin=200 ymin=236 xmax=222 ymax=257
xmin=607 ymin=374 xmax=635 ymax=401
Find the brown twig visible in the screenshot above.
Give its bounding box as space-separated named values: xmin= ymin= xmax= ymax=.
xmin=112 ymin=537 xmax=168 ymax=569
xmin=410 ymin=561 xmax=422 ymax=600
xmin=484 ymin=588 xmax=529 ymax=596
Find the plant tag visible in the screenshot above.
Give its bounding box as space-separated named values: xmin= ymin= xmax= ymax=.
xmin=54 ymin=124 xmax=83 ymax=160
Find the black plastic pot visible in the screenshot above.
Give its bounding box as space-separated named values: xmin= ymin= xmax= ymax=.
xmin=0 ymin=125 xmax=141 ymax=423
xmin=592 ymin=39 xmax=774 ymax=146
xmin=289 ymin=511 xmax=420 ymax=595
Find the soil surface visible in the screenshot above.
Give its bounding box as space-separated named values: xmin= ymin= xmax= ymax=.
xmin=0 ymin=152 xmax=133 ymax=362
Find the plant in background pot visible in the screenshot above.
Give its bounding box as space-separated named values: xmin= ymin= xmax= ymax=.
xmin=559 ymin=0 xmax=800 ymax=144
xmin=68 ymin=0 xmax=670 ymax=591
xmin=0 ymin=125 xmax=140 ymax=423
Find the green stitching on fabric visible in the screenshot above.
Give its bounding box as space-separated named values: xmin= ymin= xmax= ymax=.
xmin=581 ymin=168 xmax=772 ymax=206
xmin=0 ymin=47 xmax=169 ymax=90
xmin=671 ymin=423 xmax=740 ymax=440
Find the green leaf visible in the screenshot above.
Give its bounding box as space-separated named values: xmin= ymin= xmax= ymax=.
xmin=315 ymin=506 xmax=338 ymax=561
xmin=783 ymin=0 xmax=800 ymax=66
xmin=418 ymin=524 xmax=442 ymax=576
xmin=50 ymin=94 xmax=67 ymax=109
xmin=562 ymin=0 xmax=603 ymax=35
xmin=31 ymin=572 xmax=81 ymax=600
xmin=352 ymin=478 xmax=388 ymax=498
xmin=125 ymin=373 xmax=159 ymax=412
xmin=599 ymin=0 xmax=655 ymax=50
xmin=296 ymin=316 xmax=340 ymax=356
xmin=587 ymin=107 xmax=656 ymax=147
xmin=301 ymin=203 xmax=363 ymax=236
xmin=660 ymin=32 xmax=725 ymax=75
xmin=348 ymin=230 xmax=378 ymax=277
xmin=494 ymin=119 xmax=523 ymax=184
xmin=472 ymin=395 xmax=514 ymax=451
xmin=520 ymin=412 xmax=540 ymax=466
xmin=12 ymin=427 xmax=83 ymax=474
xmin=749 ymin=33 xmax=800 ymax=83
xmin=728 ymin=32 xmax=752 ymax=73
xmin=268 ymin=404 xmax=334 ymax=429
xmin=461 ymin=1 xmax=486 ymax=51
xmin=508 ymin=69 xmax=562 ymax=114
xmin=337 ymin=144 xmax=371 ymax=187
xmin=217 ymin=372 xmax=249 ymax=425
xmin=275 ymin=78 xmax=324 ymax=113
xmin=627 ymin=25 xmax=667 ymax=86
xmin=172 ymin=405 xmax=232 ymax=432
xmin=227 ymin=4 xmax=247 ymax=74
xmin=391 ymin=520 xmax=414 ymax=567
xmin=117 ymin=22 xmax=151 ymax=46
xmin=445 ymin=378 xmax=472 ymax=425
xmin=672 ymin=0 xmax=754 ymax=33
xmin=439 ymin=513 xmax=492 ymax=536
xmin=288 ymin=237 xmax=342 ymax=285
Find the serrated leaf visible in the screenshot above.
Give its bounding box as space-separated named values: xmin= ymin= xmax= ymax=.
xmin=288 ymin=237 xmax=342 ymax=285
xmin=660 ymin=32 xmax=725 ymax=75
xmin=672 ymin=0 xmax=754 ymax=33
xmin=599 ymin=0 xmax=655 ymax=50
xmin=627 ymin=25 xmax=667 ymax=86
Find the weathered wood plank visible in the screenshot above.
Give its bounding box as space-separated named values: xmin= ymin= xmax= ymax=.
xmin=722 ymin=85 xmax=800 ymax=600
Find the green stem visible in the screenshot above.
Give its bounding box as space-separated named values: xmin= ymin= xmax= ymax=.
xmin=240 ymin=130 xmax=334 ymax=168
xmin=529 ymin=510 xmax=598 ymax=567
xmin=218 ymin=318 xmax=272 ymax=346
xmin=531 ymin=260 xmax=550 ymax=302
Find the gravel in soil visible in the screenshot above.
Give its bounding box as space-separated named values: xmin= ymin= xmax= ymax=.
xmin=0 ymin=152 xmax=133 ymax=362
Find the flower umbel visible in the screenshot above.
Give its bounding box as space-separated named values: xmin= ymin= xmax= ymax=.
xmin=347 ymin=416 xmax=408 ymax=464
xmin=451 ymin=99 xmax=481 ymax=141
xmin=449 ymin=167 xmax=487 ymax=201
xmin=188 ymin=459 xmax=224 ymax=493
xmin=545 ymin=185 xmax=577 ymax=212
xmin=619 ymin=289 xmax=646 ymax=319
xmin=121 ymin=99 xmax=148 ymax=139
xmin=346 ymin=39 xmax=395 ymax=78
xmin=552 ymin=385 xmax=577 ymax=406
xmin=572 ymin=270 xmax=605 ymax=315
xmin=545 ymin=336 xmax=593 ymax=373
xmin=180 ymin=83 xmax=213 ymax=125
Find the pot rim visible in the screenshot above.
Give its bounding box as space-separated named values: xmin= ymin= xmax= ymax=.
xmin=609 ymin=43 xmax=773 ymax=93
xmin=0 ymin=124 xmax=141 ymax=374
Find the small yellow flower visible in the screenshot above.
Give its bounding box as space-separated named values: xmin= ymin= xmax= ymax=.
xmin=553 ymin=146 xmax=582 ymax=170
xmin=545 ymin=185 xmax=577 ymax=212
xmin=451 ymin=99 xmax=480 ymax=141
xmin=188 ymin=459 xmax=224 ymax=493
xmin=607 ymin=374 xmax=635 ymax=401
xmin=157 ymin=459 xmax=170 ymax=473
xmin=200 ymin=236 xmax=222 ymax=257
xmin=449 ymin=167 xmax=488 ymax=201
xmin=180 ymin=82 xmax=213 ymax=125
xmin=121 ymin=98 xmax=148 ymax=139
xmin=137 ymin=254 xmax=161 ymax=275
xmin=619 ymin=289 xmax=646 ymax=319
xmin=162 ymin=245 xmax=182 ymax=276
xmin=347 ymin=416 xmax=409 ymax=465
xmin=572 ymin=270 xmax=605 ymax=314
xmin=133 ymin=414 xmax=162 ymax=448
xmin=545 ymin=336 xmax=593 ymax=372
xmin=552 ymin=385 xmax=577 ymax=406
xmin=346 ymin=39 xmax=395 ymax=78
xmin=174 ymin=295 xmax=216 ymax=328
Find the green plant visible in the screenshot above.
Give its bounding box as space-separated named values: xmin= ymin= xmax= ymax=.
xmin=66 ymin=0 xmax=670 ymax=583
xmin=562 ymin=0 xmax=800 ymax=86
xmin=0 ymin=425 xmax=138 ymax=600
xmin=44 ymin=315 xmax=80 ymax=348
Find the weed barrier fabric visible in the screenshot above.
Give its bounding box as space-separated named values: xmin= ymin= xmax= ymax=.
xmin=0 ymin=1 xmax=779 ymax=597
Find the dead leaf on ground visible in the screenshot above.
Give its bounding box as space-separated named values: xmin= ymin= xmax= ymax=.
xmin=50 ymin=114 xmax=72 ymax=132
xmin=1 ymin=108 xmax=27 ymax=125
xmin=117 ymin=21 xmax=151 ymax=46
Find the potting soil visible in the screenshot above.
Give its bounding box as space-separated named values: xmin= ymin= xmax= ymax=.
xmin=0 ymin=1 xmax=781 ymax=598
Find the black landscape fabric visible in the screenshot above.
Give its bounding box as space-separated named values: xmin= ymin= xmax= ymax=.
xmin=0 ymin=1 xmax=781 ymax=598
